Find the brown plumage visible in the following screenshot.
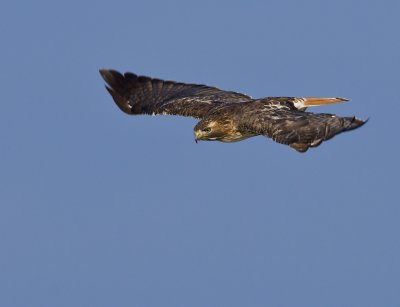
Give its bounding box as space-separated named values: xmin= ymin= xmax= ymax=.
xmin=100 ymin=69 xmax=366 ymax=152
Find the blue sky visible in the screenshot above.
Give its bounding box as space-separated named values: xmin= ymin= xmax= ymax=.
xmin=1 ymin=0 xmax=399 ymax=306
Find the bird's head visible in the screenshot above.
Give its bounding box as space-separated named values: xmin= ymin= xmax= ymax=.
xmin=194 ymin=117 xmax=233 ymax=143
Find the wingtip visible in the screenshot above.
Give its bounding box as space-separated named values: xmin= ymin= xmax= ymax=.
xmin=99 ymin=68 xmax=125 ymax=83
xmin=359 ymin=117 xmax=369 ymax=127
xmin=99 ymin=69 xmax=134 ymax=114
xmin=99 ymin=68 xmax=107 ymax=77
xmin=347 ymin=116 xmax=368 ymax=131
xmin=99 ymin=68 xmax=112 ymax=83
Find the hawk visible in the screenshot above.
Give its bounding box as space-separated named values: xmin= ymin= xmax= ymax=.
xmin=100 ymin=69 xmax=366 ymax=152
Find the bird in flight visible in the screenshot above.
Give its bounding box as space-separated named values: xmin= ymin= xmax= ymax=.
xmin=100 ymin=69 xmax=366 ymax=152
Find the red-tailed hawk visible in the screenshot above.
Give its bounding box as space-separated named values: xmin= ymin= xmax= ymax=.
xmin=100 ymin=69 xmax=366 ymax=152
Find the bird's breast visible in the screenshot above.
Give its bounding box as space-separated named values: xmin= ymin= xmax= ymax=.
xmin=218 ymin=131 xmax=256 ymax=142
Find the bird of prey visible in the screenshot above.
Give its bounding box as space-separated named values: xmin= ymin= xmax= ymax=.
xmin=99 ymin=69 xmax=366 ymax=152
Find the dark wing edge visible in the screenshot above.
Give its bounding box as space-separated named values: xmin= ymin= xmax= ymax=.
xmin=99 ymin=69 xmax=251 ymax=119
xmin=238 ymin=103 xmax=367 ymax=152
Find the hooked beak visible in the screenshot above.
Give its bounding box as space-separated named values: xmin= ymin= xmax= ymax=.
xmin=194 ymin=130 xmax=202 ymax=143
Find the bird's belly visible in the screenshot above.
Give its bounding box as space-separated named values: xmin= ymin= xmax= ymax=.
xmin=218 ymin=132 xmax=256 ymax=143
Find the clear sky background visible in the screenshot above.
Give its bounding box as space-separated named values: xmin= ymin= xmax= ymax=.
xmin=1 ymin=0 xmax=399 ymax=306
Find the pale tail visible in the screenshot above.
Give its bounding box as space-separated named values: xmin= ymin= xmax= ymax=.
xmin=293 ymin=97 xmax=349 ymax=110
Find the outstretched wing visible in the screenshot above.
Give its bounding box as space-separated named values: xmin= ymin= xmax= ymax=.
xmin=238 ymin=100 xmax=366 ymax=152
xmin=99 ymin=69 xmax=251 ymax=119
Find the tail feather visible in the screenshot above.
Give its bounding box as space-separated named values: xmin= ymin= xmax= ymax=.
xmin=293 ymin=97 xmax=349 ymax=110
xmin=303 ymin=97 xmax=349 ymax=106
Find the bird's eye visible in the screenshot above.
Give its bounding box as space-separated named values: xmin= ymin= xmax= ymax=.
xmin=202 ymin=127 xmax=212 ymax=133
